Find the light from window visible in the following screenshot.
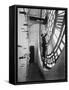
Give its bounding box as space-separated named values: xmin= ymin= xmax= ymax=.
xmin=57 ymin=48 xmax=61 ymax=55
xmin=63 ymin=34 xmax=65 ymax=43
xmin=60 ymin=42 xmax=64 ymax=50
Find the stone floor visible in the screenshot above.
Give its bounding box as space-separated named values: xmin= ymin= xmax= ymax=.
xmin=26 ymin=62 xmax=45 ymax=82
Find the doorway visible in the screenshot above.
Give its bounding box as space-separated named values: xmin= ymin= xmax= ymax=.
xmin=29 ymin=46 xmax=34 ymax=64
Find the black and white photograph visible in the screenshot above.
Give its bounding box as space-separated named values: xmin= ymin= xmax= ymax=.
xmin=9 ymin=5 xmax=67 ymax=84
xmin=0 ymin=0 xmax=69 ymax=89
xmin=17 ymin=7 xmax=67 ymax=83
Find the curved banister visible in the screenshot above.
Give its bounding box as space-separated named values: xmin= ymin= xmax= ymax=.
xmin=40 ymin=10 xmax=65 ymax=69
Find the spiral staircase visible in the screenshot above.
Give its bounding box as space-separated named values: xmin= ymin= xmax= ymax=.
xmin=18 ymin=8 xmax=66 ymax=81
xmin=39 ymin=10 xmax=65 ymax=70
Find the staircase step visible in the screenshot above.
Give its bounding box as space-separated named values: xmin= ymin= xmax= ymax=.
xmin=58 ymin=11 xmax=65 ymax=16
